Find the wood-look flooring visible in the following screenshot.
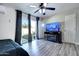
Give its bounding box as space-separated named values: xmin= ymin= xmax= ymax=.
xmin=21 ymin=40 xmax=79 ymax=56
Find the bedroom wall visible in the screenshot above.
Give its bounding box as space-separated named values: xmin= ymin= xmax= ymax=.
xmin=0 ymin=5 xmax=16 ymax=41
xmin=38 ymin=18 xmax=45 ymax=39
xmin=40 ymin=7 xmax=79 ymax=45
xmin=39 ymin=15 xmax=65 ymax=41
xmin=41 ymin=15 xmax=65 ymax=41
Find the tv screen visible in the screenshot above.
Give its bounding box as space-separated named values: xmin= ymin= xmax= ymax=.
xmin=46 ymin=22 xmax=61 ymax=32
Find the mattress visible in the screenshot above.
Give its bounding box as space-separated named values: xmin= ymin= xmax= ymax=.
xmin=0 ymin=39 xmax=29 ymax=56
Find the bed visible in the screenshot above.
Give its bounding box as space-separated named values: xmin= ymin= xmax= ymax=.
xmin=0 ymin=39 xmax=29 ymax=56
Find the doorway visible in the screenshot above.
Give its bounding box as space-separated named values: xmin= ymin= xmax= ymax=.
xmin=21 ymin=13 xmax=36 ymax=44
xmin=15 ymin=11 xmax=39 ymax=45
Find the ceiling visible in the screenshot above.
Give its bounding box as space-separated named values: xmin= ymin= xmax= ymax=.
xmin=1 ymin=3 xmax=79 ymax=18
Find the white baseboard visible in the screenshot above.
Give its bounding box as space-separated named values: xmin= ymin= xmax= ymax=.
xmin=63 ymin=41 xmax=79 ymax=45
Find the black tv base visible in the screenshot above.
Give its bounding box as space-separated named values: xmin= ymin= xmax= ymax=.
xmin=44 ymin=31 xmax=62 ymax=43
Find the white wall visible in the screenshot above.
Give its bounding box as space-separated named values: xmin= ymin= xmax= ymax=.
xmin=0 ymin=6 xmax=16 ymax=41
xmin=38 ymin=18 xmax=45 ymax=39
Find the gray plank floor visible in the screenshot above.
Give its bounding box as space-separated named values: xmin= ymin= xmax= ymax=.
xmin=21 ymin=40 xmax=79 ymax=56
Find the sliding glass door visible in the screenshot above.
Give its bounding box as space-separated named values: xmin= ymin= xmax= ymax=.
xmin=31 ymin=19 xmax=36 ymax=41
xmin=21 ymin=13 xmax=37 ymax=44
xmin=15 ymin=11 xmax=38 ymax=45
xmin=21 ymin=13 xmax=28 ymax=44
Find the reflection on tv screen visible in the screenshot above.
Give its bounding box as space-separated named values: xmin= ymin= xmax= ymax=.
xmin=46 ymin=22 xmax=61 ymax=32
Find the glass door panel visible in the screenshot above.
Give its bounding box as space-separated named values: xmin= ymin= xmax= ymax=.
xmin=21 ymin=13 xmax=28 ymax=44
xmin=31 ymin=20 xmax=36 ymax=40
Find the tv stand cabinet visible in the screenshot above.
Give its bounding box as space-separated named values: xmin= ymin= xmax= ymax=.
xmin=44 ymin=31 xmax=62 ymax=43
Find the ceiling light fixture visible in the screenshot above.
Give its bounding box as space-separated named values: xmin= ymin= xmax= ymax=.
xmin=39 ymin=3 xmax=47 ymax=14
xmin=44 ymin=3 xmax=47 ymax=7
xmin=39 ymin=9 xmax=42 ymax=13
xmin=43 ymin=9 xmax=45 ymax=13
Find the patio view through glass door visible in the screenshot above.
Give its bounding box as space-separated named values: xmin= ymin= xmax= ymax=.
xmin=21 ymin=13 xmax=36 ymax=44
xmin=21 ymin=14 xmax=28 ymax=44
xmin=31 ymin=20 xmax=36 ymax=41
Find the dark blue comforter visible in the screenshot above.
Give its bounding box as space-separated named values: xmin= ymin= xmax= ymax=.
xmin=0 ymin=39 xmax=29 ymax=56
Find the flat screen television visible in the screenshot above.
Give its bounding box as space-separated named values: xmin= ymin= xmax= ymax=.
xmin=46 ymin=22 xmax=61 ymax=32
